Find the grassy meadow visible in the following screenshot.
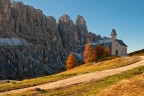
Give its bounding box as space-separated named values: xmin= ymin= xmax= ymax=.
xmin=6 ymin=65 xmax=144 ymax=96
xmin=0 ymin=56 xmax=141 ymax=93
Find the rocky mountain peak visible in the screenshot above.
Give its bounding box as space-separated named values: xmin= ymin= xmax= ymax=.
xmin=58 ymin=14 xmax=80 ymax=51
xmin=75 ymin=15 xmax=88 ymax=44
xmin=76 ymin=15 xmax=88 ymax=33
xmin=0 ymin=0 xmax=105 ymax=80
xmin=76 ymin=15 xmax=86 ymax=25
xmin=59 ymin=14 xmax=71 ymax=23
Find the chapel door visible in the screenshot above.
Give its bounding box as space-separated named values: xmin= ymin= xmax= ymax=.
xmin=115 ymin=50 xmax=118 ymax=55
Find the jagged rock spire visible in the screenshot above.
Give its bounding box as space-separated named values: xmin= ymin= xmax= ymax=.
xmin=76 ymin=15 xmax=88 ymax=33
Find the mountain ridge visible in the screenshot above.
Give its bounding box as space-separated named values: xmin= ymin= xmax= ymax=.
xmin=0 ymin=0 xmax=106 ymax=80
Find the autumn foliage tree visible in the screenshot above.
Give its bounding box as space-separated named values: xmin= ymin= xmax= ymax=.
xmin=95 ymin=45 xmax=105 ymax=58
xmin=83 ymin=42 xmax=111 ymax=63
xmin=66 ymin=53 xmax=77 ymax=70
xmin=83 ymin=42 xmax=97 ymax=63
xmin=105 ymin=46 xmax=111 ymax=56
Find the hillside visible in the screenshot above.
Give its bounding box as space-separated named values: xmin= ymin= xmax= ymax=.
xmin=0 ymin=56 xmax=143 ymax=95
xmin=0 ymin=0 xmax=105 ymax=80
xmin=129 ymin=49 xmax=144 ymax=56
xmin=97 ymin=75 xmax=144 ymax=96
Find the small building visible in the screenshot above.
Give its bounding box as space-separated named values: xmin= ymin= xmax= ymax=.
xmin=91 ymin=29 xmax=128 ymax=56
xmin=111 ymin=29 xmax=127 ymax=56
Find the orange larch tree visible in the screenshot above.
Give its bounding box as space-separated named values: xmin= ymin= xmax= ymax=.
xmin=83 ymin=42 xmax=97 ymax=63
xmin=95 ymin=45 xmax=105 ymax=58
xmin=105 ymin=46 xmax=111 ymax=56
xmin=66 ymin=53 xmax=77 ymax=70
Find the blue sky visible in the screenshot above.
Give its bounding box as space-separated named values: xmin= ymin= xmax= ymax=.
xmin=16 ymin=0 xmax=144 ymax=53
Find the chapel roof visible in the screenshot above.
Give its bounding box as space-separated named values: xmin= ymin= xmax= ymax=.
xmin=117 ymin=39 xmax=127 ymax=47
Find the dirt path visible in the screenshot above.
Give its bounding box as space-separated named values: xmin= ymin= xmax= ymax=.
xmin=1 ymin=56 xmax=144 ymax=95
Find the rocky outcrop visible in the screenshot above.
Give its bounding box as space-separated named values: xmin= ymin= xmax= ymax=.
xmin=76 ymin=15 xmax=88 ymax=44
xmin=97 ymin=34 xmax=102 ymax=40
xmin=0 ymin=0 xmax=66 ymax=80
xmin=88 ymin=32 xmax=98 ymax=42
xmin=0 ymin=0 xmax=105 ymax=80
xmin=58 ymin=15 xmax=99 ymax=52
xmin=0 ymin=45 xmax=66 ymax=80
xmin=58 ymin=15 xmax=81 ymax=51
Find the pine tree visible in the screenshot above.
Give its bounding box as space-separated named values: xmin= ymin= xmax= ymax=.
xmin=66 ymin=53 xmax=77 ymax=70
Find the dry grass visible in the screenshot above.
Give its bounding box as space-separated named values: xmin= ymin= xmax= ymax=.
xmin=66 ymin=56 xmax=141 ymax=74
xmin=97 ymin=75 xmax=144 ymax=96
xmin=0 ymin=56 xmax=140 ymax=92
xmin=6 ymin=66 xmax=144 ymax=96
xmin=129 ymin=49 xmax=144 ymax=56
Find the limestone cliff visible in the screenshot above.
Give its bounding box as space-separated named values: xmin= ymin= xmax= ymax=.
xmin=0 ymin=0 xmax=104 ymax=80
xmin=0 ymin=0 xmax=66 ymax=80
xmin=76 ymin=15 xmax=88 ymax=44
xmin=58 ymin=15 xmax=81 ymax=51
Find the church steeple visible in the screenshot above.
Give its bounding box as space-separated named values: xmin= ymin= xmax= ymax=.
xmin=111 ymin=29 xmax=117 ymax=36
xmin=111 ymin=29 xmax=117 ymax=55
xmin=111 ymin=29 xmax=117 ymax=41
